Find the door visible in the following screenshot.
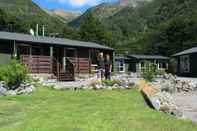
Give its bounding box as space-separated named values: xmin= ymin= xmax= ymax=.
xmin=17 ymin=44 xmax=30 ymax=59
xmin=65 ymin=48 xmax=77 ymax=72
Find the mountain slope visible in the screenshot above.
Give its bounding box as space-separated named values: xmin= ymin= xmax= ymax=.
xmin=70 ymin=0 xmax=197 ymax=55
xmin=45 ymin=9 xmax=81 ymax=23
xmin=69 ymin=3 xmax=125 ymax=27
xmin=0 ymin=0 xmax=66 ymax=36
xmin=69 ymin=0 xmax=152 ymax=27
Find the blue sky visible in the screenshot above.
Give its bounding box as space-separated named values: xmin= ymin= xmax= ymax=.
xmin=33 ymin=0 xmax=118 ymax=12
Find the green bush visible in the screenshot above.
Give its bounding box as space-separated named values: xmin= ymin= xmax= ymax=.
xmin=141 ymin=61 xmax=157 ymax=82
xmin=0 ymin=59 xmax=29 ymax=89
xmin=156 ymin=69 xmax=166 ymax=76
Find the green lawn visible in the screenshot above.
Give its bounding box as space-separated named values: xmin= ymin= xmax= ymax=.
xmin=0 ymin=87 xmax=196 ymax=131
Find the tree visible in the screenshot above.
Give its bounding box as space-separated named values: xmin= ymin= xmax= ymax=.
xmin=79 ymin=12 xmax=113 ymax=46
xmin=0 ymin=9 xmax=7 ymax=30
xmin=62 ymin=26 xmax=81 ymax=40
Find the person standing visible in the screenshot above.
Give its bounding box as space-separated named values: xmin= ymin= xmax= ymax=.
xmin=97 ymin=52 xmax=105 ymax=81
xmin=105 ymin=54 xmax=112 ymax=80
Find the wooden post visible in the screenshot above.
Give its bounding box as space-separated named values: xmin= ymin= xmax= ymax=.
xmin=112 ymin=51 xmax=115 ymax=73
xmin=63 ymin=47 xmax=66 ymax=71
xmin=13 ymin=40 xmax=17 ymax=58
xmin=57 ymin=62 xmax=60 ymax=81
xmin=29 ymin=45 xmax=32 ymax=73
xmin=50 ymin=46 xmax=53 ymax=57
xmin=88 ymin=49 xmax=91 ymax=74
xmin=75 ymin=49 xmax=79 ymax=75
xmin=139 ymin=62 xmax=142 ymax=72
xmin=50 ymin=46 xmax=53 ymax=73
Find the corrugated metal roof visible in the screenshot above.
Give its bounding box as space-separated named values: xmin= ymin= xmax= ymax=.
xmin=128 ymin=54 xmax=169 ymax=60
xmin=115 ymin=56 xmax=130 ymax=60
xmin=0 ymin=31 xmax=114 ymax=51
xmin=173 ymin=47 xmax=197 ymax=56
xmin=115 ymin=54 xmax=130 ymax=60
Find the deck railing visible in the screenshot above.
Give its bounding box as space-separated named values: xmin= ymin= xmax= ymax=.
xmin=68 ymin=57 xmax=90 ymax=74
xmin=21 ymin=55 xmax=52 ymax=74
xmin=21 ymin=55 xmax=75 ymax=81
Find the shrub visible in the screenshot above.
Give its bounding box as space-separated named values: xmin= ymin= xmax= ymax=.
xmin=141 ymin=61 xmax=157 ymax=82
xmin=156 ymin=69 xmax=166 ymax=76
xmin=0 ymin=59 xmax=29 ymax=89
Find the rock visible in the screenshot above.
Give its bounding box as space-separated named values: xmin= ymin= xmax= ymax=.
xmin=0 ymin=81 xmax=5 ymax=87
xmin=25 ymin=87 xmax=33 ymax=93
xmin=152 ymin=92 xmax=183 ymax=117
xmin=0 ymin=86 xmax=7 ymax=96
xmin=163 ymin=73 xmax=177 ymax=81
xmin=6 ymin=90 xmax=17 ymax=96
xmin=94 ymin=84 xmax=102 ymax=90
xmin=126 ymin=86 xmax=133 ymax=90
xmin=150 ymin=97 xmax=161 ymax=110
xmin=16 ymin=89 xmax=26 ymax=95
xmin=20 ymin=83 xmax=26 ymax=88
xmin=140 ymin=83 xmax=183 ymax=118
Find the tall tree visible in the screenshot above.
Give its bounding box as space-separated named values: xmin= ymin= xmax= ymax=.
xmin=79 ymin=12 xmax=113 ymax=46
xmin=0 ymin=9 xmax=7 ymax=30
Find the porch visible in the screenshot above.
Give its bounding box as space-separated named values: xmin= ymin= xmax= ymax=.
xmin=136 ymin=59 xmax=169 ymax=72
xmin=16 ymin=43 xmax=112 ymax=81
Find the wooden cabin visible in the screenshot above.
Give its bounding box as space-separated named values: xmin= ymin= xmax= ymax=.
xmin=0 ymin=31 xmax=114 ymax=81
xmin=173 ymin=47 xmax=197 ymax=77
xmin=114 ymin=55 xmax=130 ymax=73
xmin=127 ymin=55 xmax=169 ymax=72
xmin=115 ymin=54 xmax=169 ymax=73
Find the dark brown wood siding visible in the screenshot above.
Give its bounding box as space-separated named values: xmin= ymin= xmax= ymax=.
xmin=176 ymin=53 xmax=197 ymax=77
xmin=68 ymin=57 xmax=90 ymax=74
xmin=21 ymin=55 xmax=52 ymax=74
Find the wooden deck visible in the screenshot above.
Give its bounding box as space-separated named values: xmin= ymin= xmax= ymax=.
xmin=20 ymin=55 xmax=91 ymax=81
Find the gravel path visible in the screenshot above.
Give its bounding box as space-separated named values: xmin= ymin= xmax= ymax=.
xmin=172 ymin=91 xmax=197 ymax=123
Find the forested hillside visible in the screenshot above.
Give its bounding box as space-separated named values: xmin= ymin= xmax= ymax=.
xmin=69 ymin=3 xmax=125 ymax=27
xmin=0 ymin=0 xmax=66 ymax=36
xmin=71 ymin=0 xmax=197 ymax=55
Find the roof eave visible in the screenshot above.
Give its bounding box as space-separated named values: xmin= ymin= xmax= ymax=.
xmin=0 ymin=32 xmax=114 ymax=51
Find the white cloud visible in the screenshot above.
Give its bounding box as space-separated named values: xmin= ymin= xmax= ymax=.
xmin=70 ymin=0 xmax=100 ymax=7
xmin=49 ymin=0 xmax=101 ymax=7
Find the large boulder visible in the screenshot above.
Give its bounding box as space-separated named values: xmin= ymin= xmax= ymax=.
xmin=138 ymin=80 xmax=183 ymax=118
xmin=152 ymin=92 xmax=183 ymax=117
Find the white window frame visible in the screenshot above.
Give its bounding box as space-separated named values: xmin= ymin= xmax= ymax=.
xmin=180 ymin=55 xmax=190 ymax=73
xmin=117 ymin=60 xmax=125 ymax=73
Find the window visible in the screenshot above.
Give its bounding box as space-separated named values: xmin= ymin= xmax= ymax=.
xmin=116 ymin=60 xmax=125 ymax=72
xmin=180 ymin=55 xmax=190 ymax=73
xmin=158 ymin=62 xmax=167 ymax=69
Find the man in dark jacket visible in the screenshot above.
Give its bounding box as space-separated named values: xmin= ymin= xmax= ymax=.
xmin=105 ymin=54 xmax=112 ymax=80
xmin=97 ymin=52 xmax=105 ymax=80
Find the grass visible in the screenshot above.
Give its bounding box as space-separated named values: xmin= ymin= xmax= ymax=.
xmin=0 ymin=87 xmax=196 ymax=131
